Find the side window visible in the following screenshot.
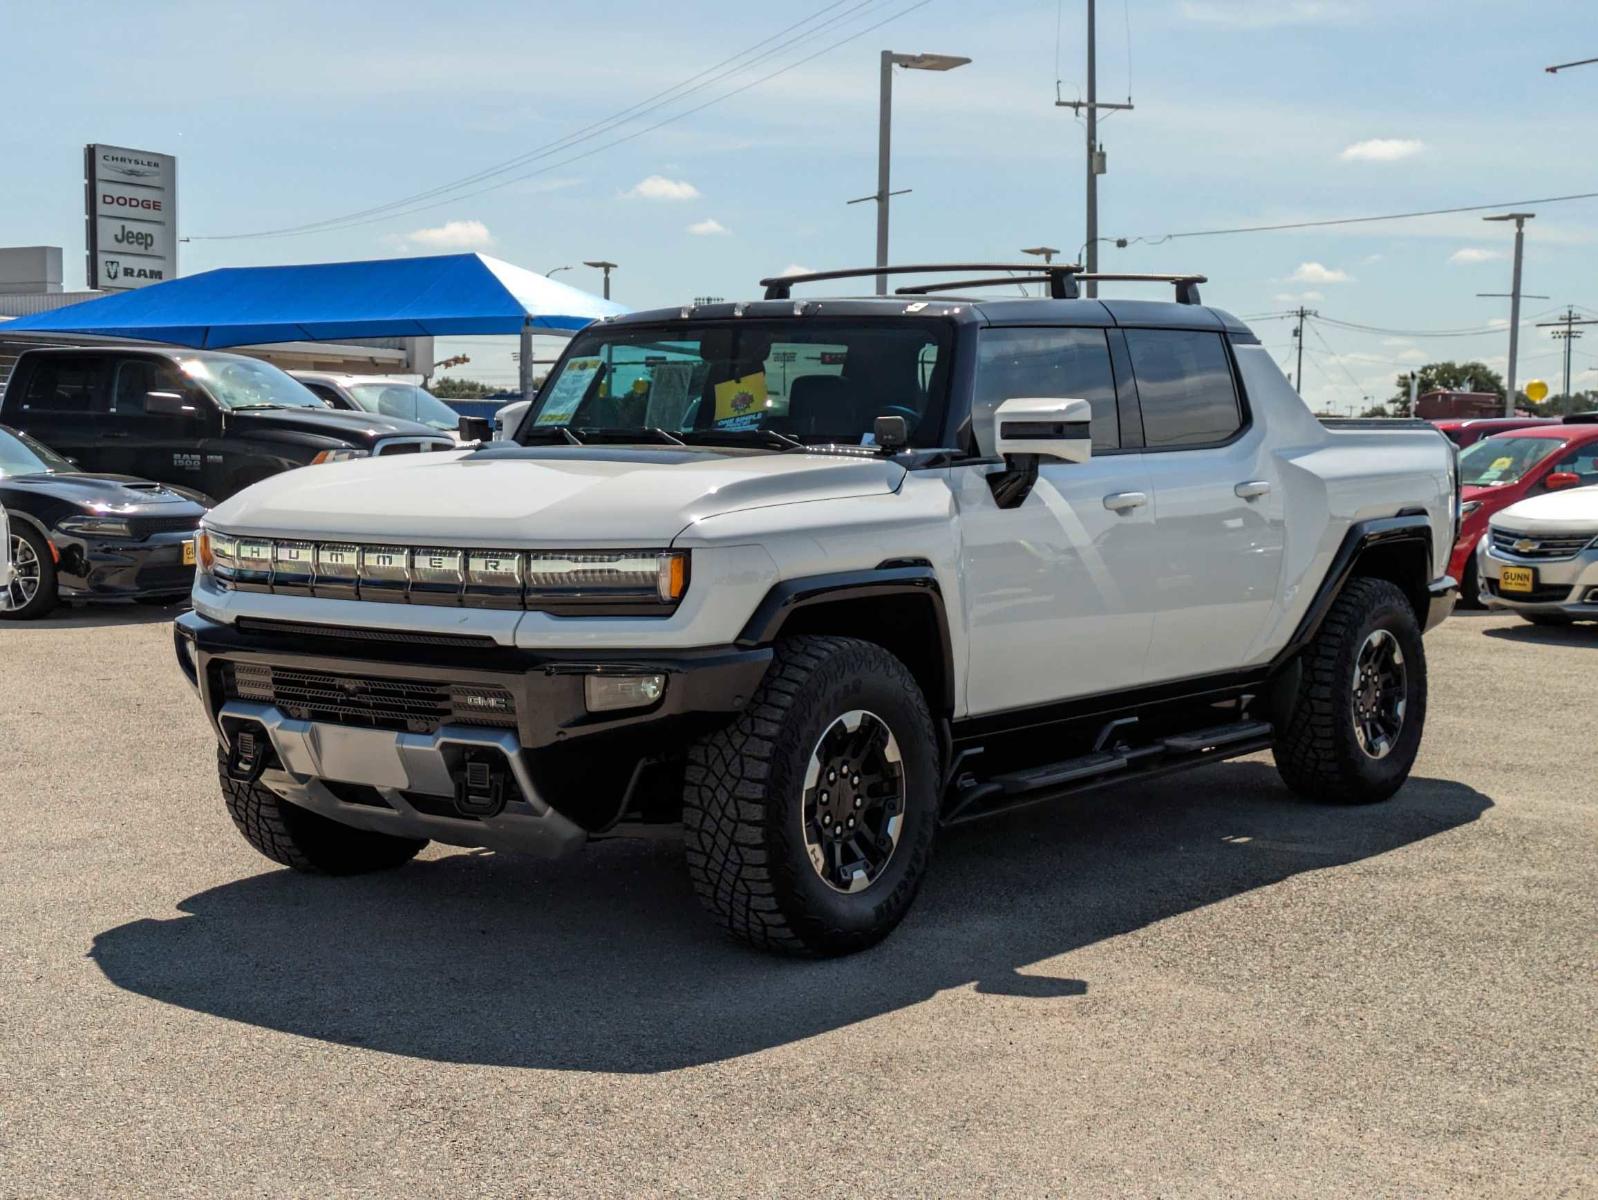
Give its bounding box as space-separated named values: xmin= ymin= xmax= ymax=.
xmin=974 ymin=327 xmax=1120 ymax=452
xmin=1548 ymin=443 xmax=1598 ymax=487
xmin=1124 ymin=329 xmax=1242 ymax=448
xmin=20 ymin=357 xmax=106 ymax=413
xmin=301 ymin=383 xmax=343 ymax=406
xmin=111 ymin=359 xmax=188 ymax=416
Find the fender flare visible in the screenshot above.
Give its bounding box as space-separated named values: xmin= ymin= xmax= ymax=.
xmin=735 ymin=564 xmax=957 ymax=712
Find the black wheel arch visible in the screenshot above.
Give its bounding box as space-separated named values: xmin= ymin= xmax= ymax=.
xmin=1272 ymin=514 xmax=1436 ymax=673
xmin=736 ymin=563 xmax=956 ymax=718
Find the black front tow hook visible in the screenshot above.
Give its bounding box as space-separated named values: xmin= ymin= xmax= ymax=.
xmin=227 ymin=726 xmax=271 ymax=783
xmin=454 ymin=756 xmax=508 ymax=818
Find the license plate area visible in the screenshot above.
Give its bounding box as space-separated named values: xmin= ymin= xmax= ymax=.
xmin=1500 ymin=565 xmax=1536 ymax=593
xmin=183 ymin=539 xmax=197 ymax=566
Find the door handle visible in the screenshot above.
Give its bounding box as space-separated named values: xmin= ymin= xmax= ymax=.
xmin=1103 ymin=491 xmax=1148 ymax=512
xmin=1234 ymin=480 xmax=1271 ymax=500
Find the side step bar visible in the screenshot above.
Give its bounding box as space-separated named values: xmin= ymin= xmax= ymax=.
xmin=944 ymin=718 xmax=1273 ymax=826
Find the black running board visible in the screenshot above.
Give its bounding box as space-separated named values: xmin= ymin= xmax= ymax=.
xmin=943 ymin=719 xmax=1273 ymax=827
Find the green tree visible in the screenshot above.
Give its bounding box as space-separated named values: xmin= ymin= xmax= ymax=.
xmin=430 ymin=376 xmax=501 ymax=399
xmin=1390 ymin=361 xmax=1506 ymax=409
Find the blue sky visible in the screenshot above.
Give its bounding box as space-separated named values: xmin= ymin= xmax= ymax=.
xmin=3 ymin=0 xmax=1595 ymax=409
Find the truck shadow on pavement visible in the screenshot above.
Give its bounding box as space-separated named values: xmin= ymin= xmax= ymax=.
xmin=90 ymin=763 xmax=1490 ymax=1073
xmin=1481 ymin=622 xmax=1598 ymax=648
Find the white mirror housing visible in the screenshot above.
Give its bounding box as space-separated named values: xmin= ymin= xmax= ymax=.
xmin=992 ymin=397 xmax=1093 ymax=463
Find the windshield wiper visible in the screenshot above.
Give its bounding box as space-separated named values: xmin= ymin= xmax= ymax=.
xmin=675 ymin=428 xmax=806 ymax=452
xmin=520 ymin=424 xmax=586 ymax=445
xmin=227 ymin=403 xmax=285 ymax=411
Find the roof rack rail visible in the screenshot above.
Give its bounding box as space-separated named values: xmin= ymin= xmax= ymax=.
xmin=760 ymin=262 xmax=1084 ymax=301
xmin=1075 ymin=273 xmax=1207 ymax=305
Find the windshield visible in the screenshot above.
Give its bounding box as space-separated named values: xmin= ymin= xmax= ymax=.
xmin=179 ymin=356 xmax=329 ymax=411
xmin=1458 ymin=435 xmax=1563 ymax=486
xmin=0 ymin=426 xmax=76 ymax=477
xmin=348 ymin=382 xmax=459 ymax=430
xmin=520 ymin=319 xmax=952 ymax=448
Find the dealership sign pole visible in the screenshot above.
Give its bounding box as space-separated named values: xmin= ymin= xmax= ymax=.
xmin=84 ymin=143 xmax=177 ymax=292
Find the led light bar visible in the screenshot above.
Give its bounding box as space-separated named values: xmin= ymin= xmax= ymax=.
xmin=198 ymin=529 xmax=687 ymax=613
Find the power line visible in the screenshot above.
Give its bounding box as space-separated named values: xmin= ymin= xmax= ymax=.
xmin=1114 ymin=190 xmax=1598 ymax=244
xmin=193 ymin=0 xmax=919 ymax=241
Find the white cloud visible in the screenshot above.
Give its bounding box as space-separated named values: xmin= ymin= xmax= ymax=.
xmin=687 ymin=218 xmax=730 ymax=237
xmin=1362 ymin=253 xmax=1385 ymax=265
xmin=1289 ymin=262 xmax=1352 ymax=284
xmin=1179 ymin=1 xmax=1354 ymax=28
xmin=1340 ymin=137 xmax=1425 ymax=162
xmin=780 ymin=263 xmax=817 ymax=277
xmin=1380 ymin=336 xmax=1413 ymax=347
xmin=398 ymin=219 xmax=494 ymax=250
xmin=623 ymin=175 xmax=702 ymax=201
xmin=1449 ymin=246 xmax=1504 ymax=264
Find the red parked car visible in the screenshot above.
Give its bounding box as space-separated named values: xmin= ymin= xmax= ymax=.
xmin=1451 ymin=420 xmax=1598 ymax=601
xmin=1431 ymin=416 xmax=1558 ymax=448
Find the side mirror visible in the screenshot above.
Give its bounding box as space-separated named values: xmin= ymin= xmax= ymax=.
xmin=873 ymin=415 xmax=909 ymax=451
xmin=993 ymin=397 xmax=1093 ymax=464
xmin=1545 ymin=470 xmax=1581 ymax=491
xmin=457 ymin=415 xmax=493 ymax=443
xmin=146 ymin=390 xmax=197 ymax=418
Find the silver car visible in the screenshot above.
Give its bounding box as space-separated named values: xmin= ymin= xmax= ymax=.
xmin=1478 ymin=483 xmax=1598 ymax=625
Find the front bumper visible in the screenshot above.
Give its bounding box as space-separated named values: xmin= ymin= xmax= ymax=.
xmin=1477 ymin=538 xmax=1598 ymax=618
xmin=175 ymin=610 xmax=772 ymax=854
xmin=1425 ymin=576 xmax=1458 ymax=631
xmin=58 ymin=529 xmax=197 ymax=600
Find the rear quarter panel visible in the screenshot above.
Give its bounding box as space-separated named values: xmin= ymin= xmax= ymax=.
xmin=1234 ymin=347 xmax=1454 ymax=659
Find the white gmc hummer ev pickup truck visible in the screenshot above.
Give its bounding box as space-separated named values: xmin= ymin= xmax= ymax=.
xmin=176 ymin=264 xmax=1460 ymax=956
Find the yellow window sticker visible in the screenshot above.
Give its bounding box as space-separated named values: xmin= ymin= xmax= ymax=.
xmin=713 ymin=372 xmax=768 ymax=430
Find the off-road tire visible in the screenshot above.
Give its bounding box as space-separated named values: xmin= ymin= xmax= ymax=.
xmin=682 ymin=635 xmax=940 ymax=956
xmin=216 ymin=748 xmax=426 ymax=874
xmin=1 ymin=521 xmax=59 ymax=620
xmin=1274 ymin=577 xmax=1427 ymax=804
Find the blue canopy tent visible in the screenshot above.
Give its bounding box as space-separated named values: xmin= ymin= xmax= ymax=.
xmin=1 ymin=252 xmax=626 ymax=348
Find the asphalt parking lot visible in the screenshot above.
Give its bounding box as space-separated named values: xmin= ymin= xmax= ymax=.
xmin=1 ymin=606 xmax=1593 ymax=1198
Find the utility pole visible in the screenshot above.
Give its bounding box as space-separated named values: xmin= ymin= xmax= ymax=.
xmin=1056 ymin=1 xmax=1132 ymax=299
xmin=1536 ymin=308 xmax=1597 ymax=406
xmin=1484 ymin=212 xmax=1534 ymax=416
xmin=1290 ymin=306 xmax=1316 ymax=393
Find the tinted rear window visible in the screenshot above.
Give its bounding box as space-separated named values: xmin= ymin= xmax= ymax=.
xmin=20 ymin=357 xmax=105 ymax=413
xmin=1124 ymin=329 xmax=1242 ymax=448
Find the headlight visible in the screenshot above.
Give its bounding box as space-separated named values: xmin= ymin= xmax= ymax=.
xmin=310 ymin=448 xmax=370 ymax=465
xmin=58 ymin=516 xmax=135 ymax=538
xmin=524 ymin=551 xmax=688 ymax=603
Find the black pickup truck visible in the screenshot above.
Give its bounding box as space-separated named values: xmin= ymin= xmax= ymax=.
xmin=0 ymin=347 xmax=455 ymax=501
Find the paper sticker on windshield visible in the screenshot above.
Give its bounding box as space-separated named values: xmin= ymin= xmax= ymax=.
xmin=713 ymin=372 xmax=768 ymax=430
xmin=535 ymin=359 xmax=602 ymax=425
xmin=1488 ymin=456 xmax=1513 ymax=472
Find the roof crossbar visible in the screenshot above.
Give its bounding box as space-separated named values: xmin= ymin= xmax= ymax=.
xmin=761 ymin=262 xmax=1084 ymax=301
xmin=1075 ymin=273 xmax=1208 ymax=305
xmin=894 ymin=275 xmax=1056 ymax=296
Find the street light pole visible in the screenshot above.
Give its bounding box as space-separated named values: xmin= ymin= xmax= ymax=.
xmin=583 ymin=260 xmax=618 ymax=300
xmin=862 ymin=51 xmax=971 ymax=295
xmin=1484 ymin=213 xmax=1533 ymax=416
xmin=544 ymin=265 xmax=573 ymax=278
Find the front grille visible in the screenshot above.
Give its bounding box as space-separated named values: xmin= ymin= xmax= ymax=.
xmin=1486 ymin=579 xmax=1574 ymax=603
xmin=1490 ymin=528 xmax=1597 ymax=560
xmin=225 ymin=662 xmax=517 ymax=733
xmin=130 ymin=514 xmax=202 ymax=538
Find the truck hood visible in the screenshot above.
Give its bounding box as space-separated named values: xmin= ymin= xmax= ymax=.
xmin=1488 ymin=483 xmax=1598 ymax=535
xmin=205 ymin=445 xmax=905 ymax=544
xmin=228 ymin=406 xmax=443 ymax=446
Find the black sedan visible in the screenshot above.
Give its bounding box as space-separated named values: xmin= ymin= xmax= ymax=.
xmin=1 ymin=424 xmax=208 ymax=619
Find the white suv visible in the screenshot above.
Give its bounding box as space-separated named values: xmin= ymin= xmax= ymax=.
xmin=175 ymin=264 xmax=1460 ymax=955
xmin=1478 ymin=483 xmax=1598 ymax=624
